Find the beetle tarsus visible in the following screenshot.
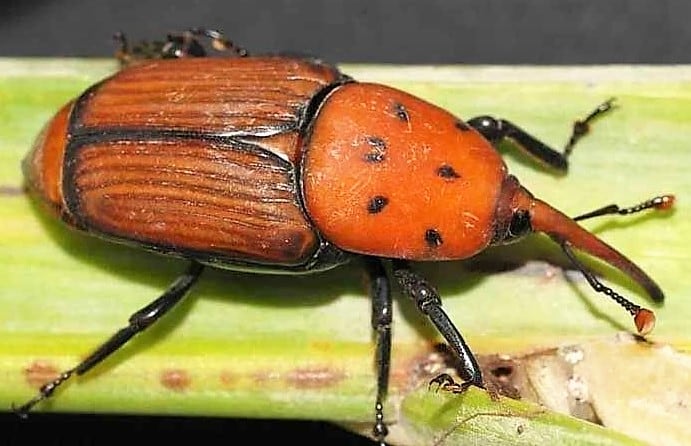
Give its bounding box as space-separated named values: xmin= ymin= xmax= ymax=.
xmin=564 ymin=97 xmax=617 ymax=157
xmin=428 ymin=372 xmax=454 ymax=391
xmin=13 ymin=369 xmax=74 ymax=417
xmin=372 ymin=401 xmax=389 ymax=445
xmin=429 ymin=373 xmax=473 ymax=394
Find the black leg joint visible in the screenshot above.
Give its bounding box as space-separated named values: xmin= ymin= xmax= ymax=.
xmin=467 ymin=115 xmax=504 ymax=143
xmin=391 ymin=263 xmax=441 ymax=314
xmin=392 ymin=260 xmax=484 ymax=387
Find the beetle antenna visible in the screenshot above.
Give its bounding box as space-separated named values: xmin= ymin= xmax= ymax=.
xmin=560 ymin=240 xmax=655 ymax=335
xmin=574 ymin=194 xmax=675 ymax=221
xmin=515 ymin=188 xmax=665 ymax=303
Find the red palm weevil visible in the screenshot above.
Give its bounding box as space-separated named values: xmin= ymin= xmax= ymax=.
xmin=18 ymin=29 xmax=674 ymax=444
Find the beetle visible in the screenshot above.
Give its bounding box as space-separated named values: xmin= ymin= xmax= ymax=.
xmin=17 ymin=29 xmax=673 ymax=444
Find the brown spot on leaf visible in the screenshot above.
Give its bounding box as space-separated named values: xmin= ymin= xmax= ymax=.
xmin=161 ymin=369 xmax=191 ymax=392
xmin=24 ymin=360 xmax=59 ymax=389
xmin=219 ymin=370 xmax=238 ymax=388
xmin=0 ymin=185 xmax=24 ymax=196
xmin=309 ymin=341 xmax=335 ymax=353
xmin=252 ymin=370 xmax=280 ymax=385
xmin=286 ymin=366 xmax=345 ymax=389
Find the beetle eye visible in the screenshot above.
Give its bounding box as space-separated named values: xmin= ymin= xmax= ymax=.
xmin=490 ymin=209 xmax=532 ymax=246
xmin=508 ymin=210 xmax=532 ymax=239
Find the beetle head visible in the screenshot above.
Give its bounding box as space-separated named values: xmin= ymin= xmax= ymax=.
xmin=492 ymin=175 xmax=662 ymax=335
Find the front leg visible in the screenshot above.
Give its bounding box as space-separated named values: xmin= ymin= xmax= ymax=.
xmin=467 ymin=98 xmax=616 ymax=171
xmin=391 ymin=260 xmax=483 ymax=388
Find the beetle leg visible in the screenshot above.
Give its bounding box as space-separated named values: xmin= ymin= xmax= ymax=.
xmin=467 ymin=98 xmax=617 ymax=171
xmin=13 ymin=262 xmax=204 ymax=417
xmin=188 ymin=28 xmax=248 ymax=57
xmin=113 ymin=32 xmax=132 ymax=65
xmin=428 ymin=372 xmax=473 ymax=394
xmin=364 ymin=257 xmax=392 ymax=444
xmin=113 ymin=29 xmax=247 ymax=67
xmin=562 ymin=98 xmax=617 ymax=158
xmin=391 ymin=260 xmax=484 ymax=388
xmin=113 ymin=32 xmax=173 ymax=65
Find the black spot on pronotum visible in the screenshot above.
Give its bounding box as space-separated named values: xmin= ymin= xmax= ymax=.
xmin=364 ymin=136 xmax=387 ymax=163
xmin=392 ymin=102 xmax=409 ymax=122
xmin=365 ymin=152 xmax=385 ymax=163
xmin=455 ymin=120 xmax=470 ymax=131
xmin=437 ymin=164 xmax=460 ymax=179
xmin=425 ymin=229 xmax=443 ymax=247
xmin=367 ymin=195 xmax=389 ymax=214
xmin=367 ymin=136 xmax=386 ymax=150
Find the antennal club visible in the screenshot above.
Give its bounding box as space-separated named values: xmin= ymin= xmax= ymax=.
xmin=560 ymin=241 xmax=656 ymax=335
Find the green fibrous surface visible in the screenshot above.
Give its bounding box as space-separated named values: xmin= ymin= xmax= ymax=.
xmin=0 ymin=60 xmax=689 ymax=445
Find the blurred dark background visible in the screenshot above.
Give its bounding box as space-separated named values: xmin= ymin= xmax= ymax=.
xmin=1 ymin=0 xmax=690 ymax=63
xmin=1 ymin=0 xmax=689 ymax=445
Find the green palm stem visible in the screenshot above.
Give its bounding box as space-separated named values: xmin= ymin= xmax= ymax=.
xmin=0 ymin=60 xmax=689 ymax=445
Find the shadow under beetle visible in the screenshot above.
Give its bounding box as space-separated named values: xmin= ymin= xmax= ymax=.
xmin=18 ymin=29 xmax=674 ymax=445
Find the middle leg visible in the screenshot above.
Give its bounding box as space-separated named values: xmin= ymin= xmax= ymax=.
xmin=391 ymin=260 xmax=483 ymax=389
xmin=467 ymin=98 xmax=617 ymax=171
